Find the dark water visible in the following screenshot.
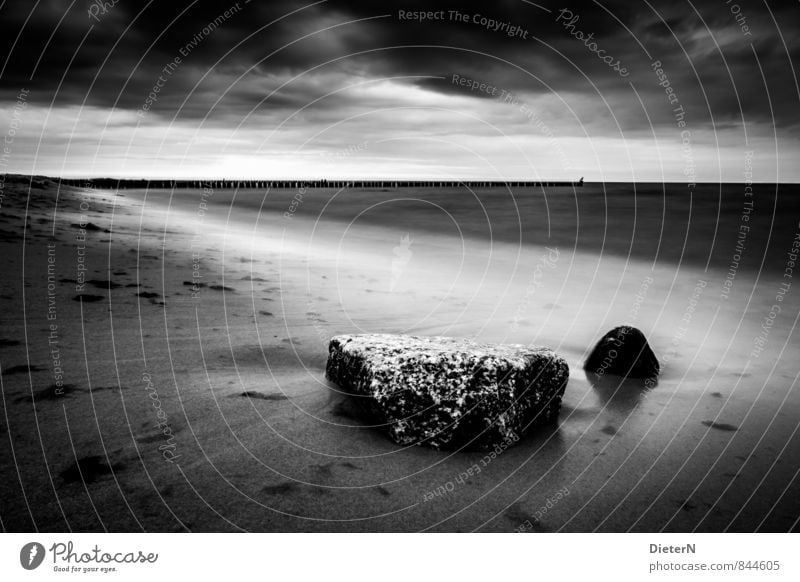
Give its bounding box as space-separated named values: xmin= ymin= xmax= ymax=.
xmin=178 ymin=182 xmax=799 ymax=275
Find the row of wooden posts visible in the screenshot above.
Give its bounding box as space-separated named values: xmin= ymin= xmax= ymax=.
xmin=56 ymin=178 xmax=584 ymax=189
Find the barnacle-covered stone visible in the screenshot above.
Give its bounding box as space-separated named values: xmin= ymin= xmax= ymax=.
xmin=325 ymin=334 xmax=569 ymax=450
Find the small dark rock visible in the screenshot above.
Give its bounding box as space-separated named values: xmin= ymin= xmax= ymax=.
xmin=584 ymin=325 xmax=659 ymax=378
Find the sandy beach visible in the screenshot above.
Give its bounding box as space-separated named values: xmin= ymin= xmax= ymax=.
xmin=1 ymin=176 xmax=798 ymax=532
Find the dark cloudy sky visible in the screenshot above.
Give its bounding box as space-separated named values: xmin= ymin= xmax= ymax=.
xmin=0 ymin=0 xmax=797 ymax=181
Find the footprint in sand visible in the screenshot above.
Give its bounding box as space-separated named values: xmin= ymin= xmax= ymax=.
xmin=701 ymin=420 xmax=739 ymax=432
xmin=87 ymin=279 xmax=122 ymax=289
xmin=135 ymin=430 xmax=181 ymax=445
xmin=504 ymin=502 xmax=551 ymax=532
xmin=234 ymin=391 xmax=288 ymax=402
xmin=136 ymin=291 xmax=166 ymax=305
xmin=73 ymin=294 xmax=104 ymax=302
xmin=15 ymin=383 xmax=86 ymax=403
xmin=314 ymin=463 xmax=335 ymax=479
xmin=3 ymin=364 xmax=45 ymax=375
xmin=90 ymin=385 xmax=121 ymax=393
xmin=60 ymin=455 xmax=123 ymax=484
xmin=262 ymin=482 xmax=300 ymax=495
xmin=600 ymin=425 xmax=618 ymax=436
xmin=70 ymin=222 xmax=108 ymax=233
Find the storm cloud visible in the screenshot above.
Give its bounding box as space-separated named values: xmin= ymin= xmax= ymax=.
xmin=0 ymin=0 xmax=797 ymax=180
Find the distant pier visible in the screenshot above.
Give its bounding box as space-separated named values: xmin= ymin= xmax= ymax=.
xmin=55 ymin=178 xmax=584 ymax=190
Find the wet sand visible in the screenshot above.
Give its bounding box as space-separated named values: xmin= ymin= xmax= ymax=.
xmin=0 ymin=177 xmax=798 ymax=532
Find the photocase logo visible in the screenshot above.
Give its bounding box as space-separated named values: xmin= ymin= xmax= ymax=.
xmin=87 ymin=0 xmax=120 ymax=22
xmin=389 ymin=232 xmax=413 ymax=291
xmin=20 ymin=542 xmax=45 ymax=570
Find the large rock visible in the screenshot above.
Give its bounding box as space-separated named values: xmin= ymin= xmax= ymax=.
xmin=584 ymin=325 xmax=660 ymax=378
xmin=325 ymin=334 xmax=569 ymax=449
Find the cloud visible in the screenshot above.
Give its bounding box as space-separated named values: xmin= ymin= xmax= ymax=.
xmin=0 ymin=0 xmax=797 ymax=180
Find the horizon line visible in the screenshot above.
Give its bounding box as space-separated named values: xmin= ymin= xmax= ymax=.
xmin=1 ymin=173 xmax=794 ymax=186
